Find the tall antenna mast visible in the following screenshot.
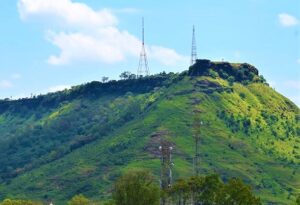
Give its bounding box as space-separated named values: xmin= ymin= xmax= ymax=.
xmin=137 ymin=17 xmax=150 ymax=77
xmin=191 ymin=25 xmax=197 ymax=66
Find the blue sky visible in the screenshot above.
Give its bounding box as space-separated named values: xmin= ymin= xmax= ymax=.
xmin=0 ymin=0 xmax=299 ymax=106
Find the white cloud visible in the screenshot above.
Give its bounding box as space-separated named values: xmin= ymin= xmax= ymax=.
xmin=149 ymin=46 xmax=189 ymax=66
xmin=18 ymin=0 xmax=188 ymax=67
xmin=278 ymin=13 xmax=299 ymax=27
xmin=48 ymin=85 xmax=71 ymax=93
xmin=0 ymin=80 xmax=13 ymax=89
xmin=297 ymin=59 xmax=300 ymax=65
xmin=46 ymin=28 xmax=140 ymax=65
xmin=18 ymin=0 xmax=117 ymax=28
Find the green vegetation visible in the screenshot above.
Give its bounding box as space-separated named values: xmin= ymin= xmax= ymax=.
xmin=297 ymin=195 xmax=300 ymax=205
xmin=67 ymin=194 xmax=90 ymax=205
xmin=168 ymin=174 xmax=261 ymax=205
xmin=0 ymin=199 xmax=41 ymax=205
xmin=113 ymin=170 xmax=160 ymax=205
xmin=0 ymin=60 xmax=299 ymax=204
xmin=0 ymin=171 xmax=264 ymax=205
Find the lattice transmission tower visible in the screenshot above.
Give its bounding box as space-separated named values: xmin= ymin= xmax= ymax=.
xmin=193 ymin=109 xmax=202 ymax=176
xmin=156 ymin=130 xmax=173 ymax=190
xmin=191 ymin=25 xmax=198 ymax=66
xmin=137 ymin=17 xmax=150 ymax=77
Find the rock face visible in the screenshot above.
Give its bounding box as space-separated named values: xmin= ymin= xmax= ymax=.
xmin=188 ymin=59 xmax=260 ymax=83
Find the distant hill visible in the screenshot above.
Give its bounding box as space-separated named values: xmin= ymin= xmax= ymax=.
xmin=0 ymin=60 xmax=299 ymax=204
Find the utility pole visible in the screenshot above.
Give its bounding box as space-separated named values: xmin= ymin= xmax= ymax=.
xmin=137 ymin=17 xmax=150 ymax=77
xmin=193 ymin=109 xmax=202 ymax=176
xmin=191 ymin=25 xmax=198 ymax=66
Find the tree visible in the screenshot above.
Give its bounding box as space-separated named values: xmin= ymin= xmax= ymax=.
xmin=67 ymin=194 xmax=90 ymax=205
xmin=167 ymin=174 xmax=261 ymax=205
xmin=119 ymin=71 xmax=130 ymax=80
xmin=228 ymin=76 xmax=235 ymax=86
xmin=113 ymin=169 xmax=160 ymax=205
xmin=196 ymin=174 xmax=223 ymax=205
xmin=119 ymin=71 xmax=136 ymax=80
xmin=128 ymin=73 xmax=136 ymax=79
xmin=221 ymin=178 xmax=261 ymax=205
xmin=103 ymin=200 xmax=116 ymax=205
xmin=0 ymin=199 xmax=41 ymax=205
xmin=102 ymin=76 xmax=109 ymax=83
xmin=168 ymin=179 xmax=190 ymax=205
xmin=296 ymin=195 xmax=300 ymax=205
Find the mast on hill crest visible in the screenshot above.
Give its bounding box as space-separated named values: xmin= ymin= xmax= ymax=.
xmin=191 ymin=25 xmax=197 ymax=66
xmin=137 ymin=17 xmax=150 ymax=77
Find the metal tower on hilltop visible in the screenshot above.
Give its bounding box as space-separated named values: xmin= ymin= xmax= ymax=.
xmin=191 ymin=25 xmax=197 ymax=66
xmin=137 ymin=17 xmax=150 ymax=77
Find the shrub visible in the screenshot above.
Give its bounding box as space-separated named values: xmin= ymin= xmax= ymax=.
xmin=67 ymin=194 xmax=90 ymax=205
xmin=113 ymin=169 xmax=160 ymax=205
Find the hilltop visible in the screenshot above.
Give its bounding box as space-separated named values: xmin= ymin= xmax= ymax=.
xmin=0 ymin=60 xmax=299 ymax=204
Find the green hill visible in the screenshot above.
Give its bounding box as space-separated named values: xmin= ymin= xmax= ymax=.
xmin=0 ymin=60 xmax=299 ymax=204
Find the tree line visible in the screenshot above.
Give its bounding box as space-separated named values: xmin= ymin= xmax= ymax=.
xmin=1 ymin=169 xmax=299 ymax=205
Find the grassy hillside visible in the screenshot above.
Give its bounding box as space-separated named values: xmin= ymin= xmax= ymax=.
xmin=0 ymin=60 xmax=299 ymax=204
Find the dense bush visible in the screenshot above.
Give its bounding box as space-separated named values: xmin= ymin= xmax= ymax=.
xmin=112 ymin=170 xmax=160 ymax=205
xmin=67 ymin=194 xmax=90 ymax=205
xmin=167 ymin=174 xmax=261 ymax=205
xmin=188 ymin=59 xmax=259 ymax=84
xmin=0 ymin=199 xmax=41 ymax=205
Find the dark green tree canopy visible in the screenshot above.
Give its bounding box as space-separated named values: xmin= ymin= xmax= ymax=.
xmin=168 ymin=174 xmax=261 ymax=205
xmin=113 ymin=169 xmax=160 ymax=205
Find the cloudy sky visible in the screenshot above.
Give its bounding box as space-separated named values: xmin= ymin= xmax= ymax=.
xmin=0 ymin=0 xmax=299 ymax=106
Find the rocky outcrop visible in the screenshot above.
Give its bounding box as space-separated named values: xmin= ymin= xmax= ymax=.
xmin=188 ymin=59 xmax=259 ymax=83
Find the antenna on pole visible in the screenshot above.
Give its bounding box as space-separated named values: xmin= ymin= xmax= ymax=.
xmin=191 ymin=25 xmax=197 ymax=66
xmin=137 ymin=17 xmax=150 ymax=77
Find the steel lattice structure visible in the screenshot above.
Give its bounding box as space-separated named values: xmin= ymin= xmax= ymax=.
xmin=137 ymin=18 xmax=150 ymax=77
xmin=191 ymin=25 xmax=198 ymax=66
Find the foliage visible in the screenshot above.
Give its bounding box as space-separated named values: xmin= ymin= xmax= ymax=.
xmin=0 ymin=199 xmax=41 ymax=205
xmin=168 ymin=175 xmax=261 ymax=205
xmin=221 ymin=178 xmax=261 ymax=205
xmin=67 ymin=194 xmax=90 ymax=205
xmin=297 ymin=195 xmax=300 ymax=205
xmin=102 ymin=77 xmax=109 ymax=83
xmin=119 ymin=71 xmax=136 ymax=80
xmin=188 ymin=59 xmax=260 ymax=84
xmin=112 ymin=170 xmax=160 ymax=205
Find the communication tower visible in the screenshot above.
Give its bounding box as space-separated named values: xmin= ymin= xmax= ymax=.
xmin=191 ymin=25 xmax=198 ymax=66
xmin=137 ymin=18 xmax=150 ymax=77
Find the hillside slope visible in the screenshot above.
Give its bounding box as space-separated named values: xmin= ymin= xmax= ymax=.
xmin=0 ymin=60 xmax=299 ymax=204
